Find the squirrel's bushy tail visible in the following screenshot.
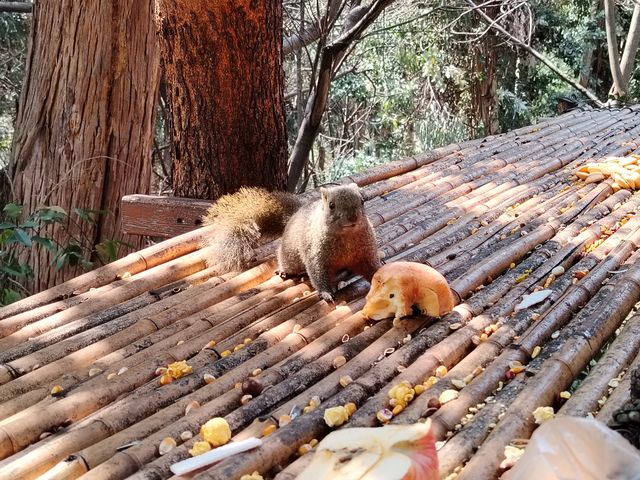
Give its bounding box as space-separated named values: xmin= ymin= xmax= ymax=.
xmin=201 ymin=187 xmax=301 ymax=271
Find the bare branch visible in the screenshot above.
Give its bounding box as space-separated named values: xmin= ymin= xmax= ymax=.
xmin=287 ymin=0 xmax=397 ymax=191
xmin=620 ymin=1 xmax=640 ymax=86
xmin=283 ymin=0 xmax=344 ymax=55
xmin=0 ymin=2 xmax=32 ymax=13
xmin=604 ymin=0 xmax=625 ymax=95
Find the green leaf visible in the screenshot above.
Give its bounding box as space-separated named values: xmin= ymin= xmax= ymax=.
xmin=18 ymin=220 xmax=38 ymax=229
xmin=74 ymin=208 xmax=110 ymax=225
xmin=2 ymin=203 xmax=22 ymax=220
xmin=36 ymin=207 xmax=67 ymax=224
xmin=31 ymin=236 xmax=56 ymax=252
xmin=1 ymin=288 xmax=21 ymax=306
xmin=12 ymin=228 xmax=32 ymax=247
xmin=53 ymin=252 xmax=68 ymax=271
xmin=0 ymin=223 xmax=15 ymax=230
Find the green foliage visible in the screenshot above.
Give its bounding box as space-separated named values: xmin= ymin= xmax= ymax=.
xmin=0 ymin=13 xmax=28 ymax=169
xmin=0 ymin=204 xmax=125 ymax=306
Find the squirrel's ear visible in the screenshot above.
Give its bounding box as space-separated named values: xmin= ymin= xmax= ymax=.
xmin=320 ymin=187 xmax=328 ymax=201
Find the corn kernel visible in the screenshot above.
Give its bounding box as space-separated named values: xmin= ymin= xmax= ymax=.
xmin=392 ymin=404 xmax=404 ymax=415
xmin=221 ymin=350 xmax=232 ymax=358
xmin=344 ymin=402 xmax=357 ymax=416
xmin=298 ymin=444 xmax=313 ymax=456
xmin=189 ymin=441 xmax=212 ymax=457
xmin=51 ymin=385 xmax=64 ymax=395
xmin=279 ymin=415 xmax=291 ymax=427
xmin=167 ymin=360 xmax=193 ymax=379
xmin=262 ymin=424 xmax=277 ymax=437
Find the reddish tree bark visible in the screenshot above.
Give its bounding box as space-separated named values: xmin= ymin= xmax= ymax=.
xmin=156 ymin=0 xmax=288 ymax=199
xmin=10 ymin=0 xmax=160 ymax=291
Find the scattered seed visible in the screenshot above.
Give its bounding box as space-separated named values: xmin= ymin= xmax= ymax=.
xmin=203 ymin=340 xmax=216 ymax=350
xmin=560 ymin=391 xmax=571 ymax=399
xmin=262 ymin=424 xmax=277 ymax=437
xmin=402 ymin=334 xmax=412 ymax=344
xmin=251 ymin=368 xmax=262 ymax=377
xmin=176 ymin=340 xmax=185 ymax=346
xmin=339 ymin=376 xmax=353 ymax=388
xmin=341 ymin=334 xmax=350 ymax=343
xmin=39 ymin=432 xmax=52 ymax=440
xmin=608 ymin=378 xmax=620 ymax=388
xmin=376 ymin=408 xmax=393 ymax=423
xmin=180 ymin=431 xmax=193 ymax=441
xmin=189 ymin=441 xmax=212 ymax=457
xmin=117 ymin=367 xmax=128 ymax=376
xmin=107 ymin=373 xmax=118 ymax=380
xmin=451 ymin=379 xmax=466 ymax=389
xmin=298 ymin=444 xmax=313 ymax=456
xmin=51 ymin=385 xmax=64 ymax=395
xmin=234 ymin=344 xmax=244 ymax=352
xmin=88 ymin=368 xmax=102 ymax=377
xmin=332 ymin=355 xmax=347 ymax=369
xmin=439 ymin=390 xmax=459 ymax=405
xmin=397 ymin=365 xmax=406 ymax=373
xmin=532 ymin=346 xmax=541 ymax=358
xmin=279 ymin=415 xmax=292 ymax=427
xmin=552 ymin=266 xmax=565 ymax=276
xmin=551 ymin=331 xmax=560 ymax=339
xmin=414 ymin=384 xmax=426 ymax=395
xmin=449 ymin=322 xmax=462 ymax=330
xmin=155 ymin=367 xmax=168 ymax=376
xmin=392 ymin=404 xmax=404 ymax=416
xmin=435 ymin=366 xmax=448 ymax=378
xmin=185 ymin=400 xmax=200 ymax=415
xmin=383 ymin=347 xmax=395 ymax=356
xmin=309 ymin=396 xmax=321 ymax=408
xmin=242 ymin=378 xmax=263 ymax=396
xmin=241 ymin=394 xmax=253 ymax=405
xmin=159 ymin=437 xmax=177 ymax=455
xmin=345 ymin=403 xmax=357 ymax=416
xmin=203 ymin=374 xmax=216 ymax=384
xmin=220 ymin=350 xmax=232 ymax=358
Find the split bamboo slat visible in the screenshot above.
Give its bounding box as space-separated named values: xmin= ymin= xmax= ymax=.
xmin=1 ymin=108 xmax=640 ymax=480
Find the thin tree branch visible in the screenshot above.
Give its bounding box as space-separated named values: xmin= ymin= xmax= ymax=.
xmin=287 ymin=0 xmax=397 ymax=192
xmin=465 ymin=0 xmax=605 ymax=107
xmin=604 ymin=0 xmax=625 ymax=95
xmin=620 ymin=1 xmax=640 ymax=85
xmin=0 ymin=2 xmax=32 ymax=13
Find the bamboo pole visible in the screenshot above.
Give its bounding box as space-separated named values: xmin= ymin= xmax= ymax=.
xmin=0 ymin=248 xmax=213 ymax=346
xmin=455 ymin=259 xmax=640 ymax=479
xmin=0 ymin=300 xmax=376 ymax=480
xmin=396 ymin=199 xmax=640 ymax=429
xmin=0 ymin=261 xmax=277 ymax=402
xmin=560 ymin=312 xmax=640 ymax=416
xmin=436 ymin=230 xmax=640 ymax=476
xmin=0 ymin=266 xmax=223 ymax=364
xmin=358 ymin=196 xmax=640 ymax=430
xmin=596 ymin=347 xmax=640 ymax=423
xmin=0 ymin=226 xmax=218 ymax=321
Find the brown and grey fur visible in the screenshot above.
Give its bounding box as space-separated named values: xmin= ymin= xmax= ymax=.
xmin=202 ymin=184 xmax=381 ymax=301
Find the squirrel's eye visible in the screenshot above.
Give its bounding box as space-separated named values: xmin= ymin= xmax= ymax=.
xmin=389 ymin=293 xmax=395 ymax=299
xmin=329 ymin=202 xmax=335 ymax=210
xmin=361 ymin=197 xmax=365 ymax=205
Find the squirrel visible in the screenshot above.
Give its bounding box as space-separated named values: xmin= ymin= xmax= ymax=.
xmin=202 ymin=183 xmax=381 ymax=301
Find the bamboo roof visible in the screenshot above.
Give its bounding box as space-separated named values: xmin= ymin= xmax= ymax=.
xmin=2 ymin=106 xmax=640 ymax=480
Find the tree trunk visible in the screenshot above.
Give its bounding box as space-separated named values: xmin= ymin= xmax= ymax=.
xmin=156 ymin=0 xmax=288 ymax=199
xmin=9 ymin=0 xmax=160 ymax=292
xmin=470 ymin=28 xmax=499 ymax=135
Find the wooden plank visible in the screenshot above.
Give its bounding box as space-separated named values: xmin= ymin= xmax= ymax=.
xmin=121 ymin=194 xmax=212 ymax=237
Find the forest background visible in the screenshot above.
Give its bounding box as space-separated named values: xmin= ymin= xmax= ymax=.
xmin=0 ymin=0 xmax=638 ymax=303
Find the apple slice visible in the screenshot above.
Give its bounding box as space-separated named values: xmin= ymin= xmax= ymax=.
xmin=298 ymin=421 xmax=438 ymax=480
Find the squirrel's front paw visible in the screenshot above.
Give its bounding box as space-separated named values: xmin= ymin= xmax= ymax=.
xmin=319 ymin=290 xmax=335 ymax=303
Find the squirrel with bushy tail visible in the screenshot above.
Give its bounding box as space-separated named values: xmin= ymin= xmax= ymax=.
xmin=202 ymin=183 xmax=382 ymax=301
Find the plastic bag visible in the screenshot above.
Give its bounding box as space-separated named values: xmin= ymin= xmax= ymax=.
xmin=502 ymin=416 xmax=640 ymax=480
